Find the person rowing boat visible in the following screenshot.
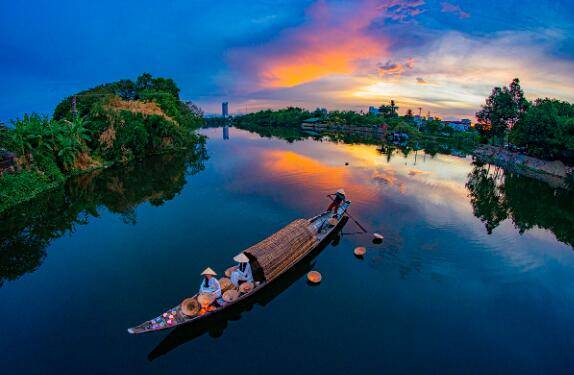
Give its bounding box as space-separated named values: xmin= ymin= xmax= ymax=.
xmin=326 ymin=189 xmax=346 ymax=217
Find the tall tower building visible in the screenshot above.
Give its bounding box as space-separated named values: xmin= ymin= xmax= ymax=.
xmin=222 ymin=102 xmax=229 ymax=118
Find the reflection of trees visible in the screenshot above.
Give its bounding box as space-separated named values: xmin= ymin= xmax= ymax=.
xmin=234 ymin=124 xmax=307 ymax=143
xmin=0 ymin=145 xmax=207 ymax=287
xmin=466 ymin=162 xmax=574 ymax=247
xmin=466 ymin=165 xmax=508 ymax=234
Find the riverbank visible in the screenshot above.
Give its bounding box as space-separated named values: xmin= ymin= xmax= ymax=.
xmin=0 ymin=74 xmax=205 ymax=214
xmin=473 ymin=145 xmax=573 ymax=188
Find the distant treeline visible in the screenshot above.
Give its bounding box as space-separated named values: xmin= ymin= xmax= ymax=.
xmin=476 ymin=78 xmax=574 ymax=163
xmin=0 ymin=73 xmax=205 ymax=213
xmin=232 ymin=106 xmax=478 ymax=143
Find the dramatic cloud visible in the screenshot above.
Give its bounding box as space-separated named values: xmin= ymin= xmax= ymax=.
xmin=379 ymin=58 xmax=415 ymax=76
xmin=440 ymin=2 xmax=470 ymax=19
xmin=227 ymin=0 xmax=425 ymax=90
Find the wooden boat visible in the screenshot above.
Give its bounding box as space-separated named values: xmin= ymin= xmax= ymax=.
xmin=127 ymin=200 xmax=350 ymax=334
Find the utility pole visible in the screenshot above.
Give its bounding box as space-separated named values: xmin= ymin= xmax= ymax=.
xmin=418 ymin=107 xmax=422 ymax=117
xmin=72 ymin=96 xmax=77 ymax=119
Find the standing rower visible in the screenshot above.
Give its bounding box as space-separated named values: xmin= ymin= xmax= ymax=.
xmin=326 ymin=188 xmax=346 ymax=217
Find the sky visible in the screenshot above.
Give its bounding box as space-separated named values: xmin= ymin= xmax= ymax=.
xmin=1 ymin=0 xmax=573 ymax=121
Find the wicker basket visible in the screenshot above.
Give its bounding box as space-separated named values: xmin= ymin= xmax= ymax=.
xmin=181 ymin=298 xmax=200 ymax=316
xmin=218 ymin=277 xmax=234 ymax=292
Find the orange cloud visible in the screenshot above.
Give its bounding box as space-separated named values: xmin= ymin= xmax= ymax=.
xmin=227 ymin=1 xmax=426 ymax=89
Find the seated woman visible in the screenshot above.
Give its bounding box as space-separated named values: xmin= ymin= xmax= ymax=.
xmin=230 ymin=253 xmax=253 ymax=287
xmin=199 ymin=267 xmax=222 ymax=299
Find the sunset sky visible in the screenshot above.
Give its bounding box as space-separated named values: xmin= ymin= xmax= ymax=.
xmin=1 ymin=0 xmax=573 ymax=121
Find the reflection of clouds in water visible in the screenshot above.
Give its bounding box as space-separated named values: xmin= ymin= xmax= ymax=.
xmin=408 ymin=169 xmax=432 ymax=176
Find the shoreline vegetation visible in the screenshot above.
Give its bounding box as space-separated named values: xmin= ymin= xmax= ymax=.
xmin=0 ymin=74 xmax=205 ymax=214
xmin=221 ymin=78 xmax=573 ymax=188
xmin=230 ymin=106 xmax=479 ymax=152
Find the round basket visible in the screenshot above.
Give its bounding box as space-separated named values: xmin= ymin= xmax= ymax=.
xmin=197 ymin=293 xmax=215 ymax=307
xmin=180 ymin=298 xmax=200 ymax=317
xmin=307 ymin=271 xmax=322 ymax=284
xmin=222 ymin=289 xmax=240 ymax=303
xmin=218 ymin=277 xmax=234 ymax=292
xmin=225 ymin=266 xmax=238 ymax=278
xmin=354 ymin=246 xmax=366 ymax=257
xmin=239 ymin=282 xmax=254 ymax=294
xmin=328 ymin=217 xmax=339 ymax=226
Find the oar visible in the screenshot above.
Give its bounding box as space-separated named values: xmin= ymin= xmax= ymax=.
xmin=327 ymin=195 xmax=383 ymax=244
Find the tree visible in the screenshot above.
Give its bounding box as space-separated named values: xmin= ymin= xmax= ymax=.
xmin=476 ymin=78 xmax=529 ymax=145
xmin=379 ymin=100 xmax=399 ymax=118
xmin=405 ymin=109 xmax=414 ymax=121
xmin=509 ymin=98 xmax=574 ymax=161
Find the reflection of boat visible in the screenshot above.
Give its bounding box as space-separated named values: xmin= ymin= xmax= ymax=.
xmin=127 ymin=201 xmax=351 ymax=335
xmin=147 ymin=226 xmax=345 ymax=361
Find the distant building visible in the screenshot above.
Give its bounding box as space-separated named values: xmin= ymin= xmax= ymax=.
xmin=413 ymin=115 xmax=424 ymax=129
xmin=369 ymin=106 xmax=379 ymax=115
xmin=222 ymin=102 xmax=229 ymax=118
xmin=444 ymin=120 xmax=471 ymax=132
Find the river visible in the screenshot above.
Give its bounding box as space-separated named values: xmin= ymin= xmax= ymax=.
xmin=1 ymin=126 xmax=573 ymax=373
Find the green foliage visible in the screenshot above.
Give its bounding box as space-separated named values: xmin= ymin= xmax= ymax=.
xmin=1 ymin=74 xmax=205 ymax=214
xmin=378 ymin=100 xmax=399 ymax=118
xmin=0 ymin=171 xmax=56 ymax=213
xmin=234 ymin=107 xmax=311 ymax=128
xmin=476 ymin=78 xmax=529 ymax=144
xmin=53 ymin=73 xmax=186 ymax=122
xmin=509 ymin=98 xmax=574 ymax=162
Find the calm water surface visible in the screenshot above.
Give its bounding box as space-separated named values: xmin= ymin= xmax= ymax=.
xmin=1 ymin=127 xmax=574 ymax=374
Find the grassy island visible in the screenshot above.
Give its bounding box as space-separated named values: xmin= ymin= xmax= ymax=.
xmin=0 ymin=74 xmax=205 ymax=214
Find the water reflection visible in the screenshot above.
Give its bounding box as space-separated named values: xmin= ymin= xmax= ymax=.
xmin=222 ymin=125 xmax=574 ymax=248
xmin=466 ymin=162 xmax=574 ymax=247
xmin=148 ymin=226 xmax=347 ymax=361
xmin=0 ymin=146 xmax=207 ymax=287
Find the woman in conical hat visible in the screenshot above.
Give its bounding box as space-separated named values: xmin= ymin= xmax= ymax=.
xmin=199 ymin=267 xmax=221 ymax=299
xmin=230 ymin=252 xmax=254 ymax=287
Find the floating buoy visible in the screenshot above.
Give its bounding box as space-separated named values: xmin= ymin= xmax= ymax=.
xmin=372 ymin=233 xmax=384 ymax=244
xmin=354 ymin=246 xmax=367 ymax=257
xmin=307 ymin=271 xmax=322 ymax=284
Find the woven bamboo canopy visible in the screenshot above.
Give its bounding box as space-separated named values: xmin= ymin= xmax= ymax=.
xmin=244 ymin=219 xmax=318 ymax=281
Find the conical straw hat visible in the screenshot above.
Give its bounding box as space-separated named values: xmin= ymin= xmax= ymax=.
xmin=225 ymin=266 xmax=238 ymax=278
xmin=239 ymin=282 xmax=254 ymax=294
xmin=233 ymin=253 xmax=249 ymax=263
xmin=336 ymin=188 xmax=346 ymax=195
xmin=197 ymin=293 xmax=215 ymax=307
xmin=222 ymin=289 xmax=239 ymax=303
xmin=218 ymin=277 xmax=233 ymax=292
xmin=201 ymin=267 xmax=217 ymax=276
xmin=181 ymin=298 xmax=200 ymax=317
